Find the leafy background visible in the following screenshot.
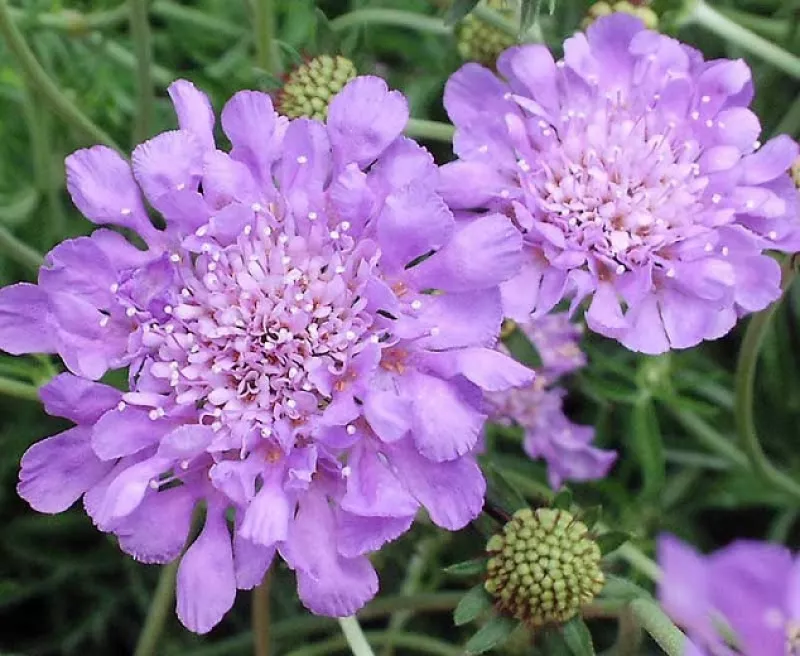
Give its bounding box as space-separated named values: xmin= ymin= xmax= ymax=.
xmin=0 ymin=0 xmax=799 ymax=654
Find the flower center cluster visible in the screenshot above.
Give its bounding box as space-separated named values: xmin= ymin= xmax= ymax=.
xmin=484 ymin=507 xmax=604 ymax=627
xmin=522 ymin=96 xmax=712 ymax=276
xmin=136 ymin=211 xmax=379 ymax=442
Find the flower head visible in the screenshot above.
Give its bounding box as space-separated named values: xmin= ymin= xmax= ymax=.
xmin=457 ymin=0 xmax=516 ymax=68
xmin=275 ymin=55 xmax=357 ymax=121
xmin=441 ymin=14 xmax=800 ymax=353
xmin=658 ymin=535 xmax=800 ymax=656
xmin=485 ymin=507 xmax=604 ymax=627
xmin=489 ymin=314 xmax=616 ymax=489
xmin=0 ymin=76 xmax=531 ymax=633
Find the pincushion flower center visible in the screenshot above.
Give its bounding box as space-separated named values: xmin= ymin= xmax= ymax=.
xmin=146 ymin=217 xmax=378 ymax=434
xmin=527 ymin=100 xmax=709 ymax=271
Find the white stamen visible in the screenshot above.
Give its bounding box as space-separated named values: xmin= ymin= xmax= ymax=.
xmin=769 ymin=230 xmax=778 ymax=240
xmin=429 ymin=326 xmax=440 ymax=336
xmin=195 ymin=226 xmax=208 ymax=237
xmin=346 ymin=330 xmax=357 ymax=341
xmin=110 ymin=283 xmax=119 ymax=293
xmin=712 ymin=194 xmax=722 ymax=204
xmin=117 ymin=401 xmax=126 ymax=411
xmin=701 ymin=95 xmax=711 ymax=103
xmin=120 ymin=207 xmax=132 ymax=216
xmin=244 ymin=225 xmax=253 ymax=235
xmin=286 ymin=399 xmax=297 ymax=409
xmin=164 ymin=305 xmax=173 ymax=315
xmin=126 ymin=307 xmax=136 ymax=317
xmin=330 ymin=230 xmax=340 ymax=240
xmin=346 ymin=424 xmax=357 ymax=435
xmin=251 ymin=203 xmax=263 ymax=212
xmin=296 ymin=155 xmax=308 ymax=164
xmin=721 ymin=246 xmax=730 ymax=256
xmin=308 ymin=211 xmax=318 ymax=221
xmin=148 ymin=409 xmax=160 ymax=420
xmin=340 ymin=221 xmax=351 ymax=231
xmin=99 ymin=316 xmax=110 ymax=327
xmin=666 ymin=268 xmax=676 ymax=278
xmin=411 ymin=300 xmax=422 ymax=310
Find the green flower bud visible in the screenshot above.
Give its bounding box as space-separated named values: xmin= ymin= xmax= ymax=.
xmin=484 ymin=508 xmax=605 ymax=627
xmin=583 ymin=1 xmax=659 ymax=30
xmin=275 ymin=55 xmax=357 ymax=121
xmin=457 ymin=0 xmax=516 ymax=68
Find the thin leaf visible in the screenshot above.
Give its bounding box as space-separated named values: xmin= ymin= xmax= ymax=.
xmin=445 ymin=0 xmax=481 ymax=25
xmin=454 ymin=584 xmax=494 ymax=626
xmin=579 ymin=506 xmax=602 ymax=530
xmin=562 ymin=617 xmax=596 ymax=655
xmin=444 ymin=558 xmax=487 ymax=578
xmin=552 ymin=488 xmax=573 ymax=511
xmin=465 ymin=616 xmax=519 ymax=654
xmin=485 ymin=463 xmax=529 ymax=515
xmin=596 ymin=531 xmax=630 ymax=555
xmin=629 ymin=395 xmax=665 ymax=500
xmin=519 ymin=0 xmax=539 ymax=35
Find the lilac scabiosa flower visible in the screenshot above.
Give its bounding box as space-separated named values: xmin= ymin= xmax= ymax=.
xmin=441 ymin=14 xmax=800 ymax=354
xmin=0 ymin=77 xmax=532 ymax=633
xmin=657 ymin=535 xmax=800 ymax=656
xmin=489 ymin=314 xmax=615 ymax=489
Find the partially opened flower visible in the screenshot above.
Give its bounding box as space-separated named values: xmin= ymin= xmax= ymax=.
xmin=657 ymin=535 xmax=800 ymax=656
xmin=441 ymin=14 xmax=800 ymax=353
xmin=489 ymin=314 xmax=615 ymax=489
xmin=1 ymin=76 xmax=531 ymax=633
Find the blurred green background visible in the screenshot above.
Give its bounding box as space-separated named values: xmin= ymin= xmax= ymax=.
xmin=0 ymin=1 xmax=799 ymax=654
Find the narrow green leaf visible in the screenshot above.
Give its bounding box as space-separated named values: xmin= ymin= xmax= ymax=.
xmin=596 ymin=531 xmax=630 ymax=555
xmin=629 ymin=396 xmax=665 ymax=500
xmin=313 ymin=8 xmax=339 ymax=53
xmin=445 ymin=0 xmax=481 ymax=25
xmin=454 ymin=584 xmax=494 ymax=626
xmin=552 ymin=488 xmax=573 ymax=511
xmin=562 ymin=617 xmax=596 ymax=655
xmin=485 ymin=463 xmax=529 ymax=515
xmin=444 ymin=558 xmax=487 ymax=578
xmin=464 ymin=616 xmax=519 ymax=654
xmin=519 ymin=0 xmax=539 ymax=35
xmin=579 ymin=506 xmax=602 ymax=530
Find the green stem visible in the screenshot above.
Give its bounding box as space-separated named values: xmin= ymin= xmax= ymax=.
xmin=774 ymin=93 xmax=800 ymax=137
xmin=252 ymin=0 xmax=280 ymax=75
xmin=151 ymin=0 xmax=242 ymax=39
xmin=0 ymin=0 xmax=121 ymax=151
xmin=716 ymin=6 xmax=794 ymax=43
xmin=133 ymin=560 xmax=179 ymax=656
xmin=287 ymin=631 xmax=460 ymax=656
xmin=253 ymin=572 xmax=271 ymax=656
xmin=9 ymin=3 xmax=129 ymax=32
xmin=129 ymin=0 xmax=154 ymax=143
xmin=629 ymin=599 xmax=687 ymax=656
xmin=0 ymin=376 xmax=40 ymax=401
xmin=689 ymin=0 xmax=800 ymax=79
xmin=614 ymin=607 xmax=644 ymax=656
xmin=329 ymin=8 xmax=451 ymax=36
xmin=734 ymin=257 xmax=800 ymax=500
xmin=473 ymin=5 xmax=525 ymax=40
xmin=661 ymin=403 xmax=748 ymax=468
xmin=101 ymin=39 xmax=173 ymax=88
xmin=404 ymin=118 xmax=455 ymax=143
xmin=0 ymin=224 xmax=43 ymax=271
xmin=337 ymin=617 xmax=375 ymax=656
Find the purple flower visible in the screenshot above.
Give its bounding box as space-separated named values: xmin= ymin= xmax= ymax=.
xmin=441 ymin=14 xmax=800 ymax=354
xmin=658 ymin=535 xmax=800 ymax=656
xmin=489 ymin=314 xmax=615 ymax=489
xmin=0 ymin=77 xmax=532 ymax=633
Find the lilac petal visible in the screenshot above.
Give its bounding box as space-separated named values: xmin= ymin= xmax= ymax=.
xmin=618 ymin=296 xmax=670 ymax=354
xmin=659 ymin=290 xmax=716 ymax=350
xmin=40 ymin=373 xmax=121 ymax=424
xmin=408 ymin=214 xmax=523 ymax=292
xmin=377 ymin=183 xmax=454 ymax=273
xmin=221 ymin=90 xmax=282 ymax=185
xmin=444 ymin=63 xmax=511 ymax=128
xmin=710 ymin=541 xmax=792 ymax=656
xmin=787 ymin=555 xmax=800 ymax=620
xmin=39 ymin=237 xmax=116 ymax=306
xmin=362 ymin=385 xmax=412 ymax=443
xmin=498 ymin=45 xmax=559 ymax=112
xmin=404 ymin=371 xmax=485 ymax=462
xmin=65 ymin=146 xmax=152 ymax=235
xmin=327 ymin=76 xmax=408 ymax=168
xmin=202 ymin=150 xmax=259 ymax=209
xmin=741 ymin=135 xmax=799 ymax=185
xmin=90 ymin=229 xmax=153 ymax=268
xmin=278 ymin=118 xmax=331 ymax=195
xmin=585 ymin=13 xmax=645 ymax=85
xmin=18 ymin=426 xmax=112 ymax=513
xmin=329 ymin=164 xmax=374 ymax=236
xmin=233 ymin=531 xmax=275 ymax=590
xmin=132 ymin=130 xmax=204 ymax=208
xmin=437 ymin=160 xmax=510 ymax=209
xmin=586 ymin=282 xmax=625 ymax=334
xmin=158 ymin=425 xmax=216 ymax=460
xmin=657 ymin=535 xmax=713 ymax=638
xmin=114 ymin=485 xmax=195 ymax=564
xmin=92 ymin=407 xmax=172 ymax=460
xmin=385 ymin=438 xmax=485 ymax=530
xmin=238 ymin=478 xmax=291 ymax=547
xmin=733 ymin=255 xmax=781 ymax=312
xmin=177 ymin=501 xmax=237 ymax=634
xmin=500 ymin=262 xmax=543 ymax=321
xmin=168 ymin=79 xmax=216 ymax=151
xmin=414 ymin=288 xmax=502 ymax=350
xmin=282 ymin=492 xmax=378 ymax=616
xmin=340 ymin=442 xmax=419 ymax=516
xmin=0 ymin=283 xmax=56 ymax=355
xmin=369 ymin=137 xmax=437 ymax=192
xmin=93 ymin=456 xmax=171 ymax=524
xmin=336 ymin=511 xmax=414 ymax=558
xmin=422 ymin=348 xmax=534 ymax=392
xmin=157 ymin=189 xmax=211 ymax=235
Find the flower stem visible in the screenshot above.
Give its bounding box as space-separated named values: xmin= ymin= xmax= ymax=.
xmin=689 ymin=0 xmax=800 ymax=79
xmin=337 ymin=617 xmax=376 ymax=656
xmin=151 ymin=1 xmax=241 ymax=39
xmin=8 ymin=3 xmax=129 ymax=31
xmin=629 ymin=599 xmax=687 ymax=656
xmin=253 ymin=572 xmax=272 ymax=656
xmin=252 ymin=0 xmax=280 ymax=75
xmin=289 ymin=630 xmax=460 ymax=656
xmin=129 ymin=0 xmax=154 ymax=143
xmin=734 ymin=257 xmax=800 ymax=501
xmin=0 ymin=376 xmax=40 ymax=401
xmin=0 ymin=223 xmax=42 ymax=271
xmin=329 ymin=8 xmax=451 ymax=36
xmin=404 ymin=118 xmax=455 ymax=143
xmin=0 ymin=0 xmax=121 ymax=152
xmin=133 ymin=560 xmax=179 ymax=656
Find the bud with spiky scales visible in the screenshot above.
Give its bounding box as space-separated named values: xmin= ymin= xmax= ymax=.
xmin=583 ymin=0 xmax=659 ymax=29
xmin=274 ymin=54 xmax=357 ymax=121
xmin=484 ymin=507 xmax=605 ymax=628
xmin=457 ymin=0 xmax=517 ymax=68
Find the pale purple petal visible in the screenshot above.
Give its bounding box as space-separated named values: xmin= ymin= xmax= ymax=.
xmin=336 ymin=511 xmax=414 ymax=558
xmin=0 ymin=283 xmax=56 ymax=355
xmin=40 ymin=373 xmax=121 ymax=424
xmin=168 ymin=79 xmax=216 ymax=151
